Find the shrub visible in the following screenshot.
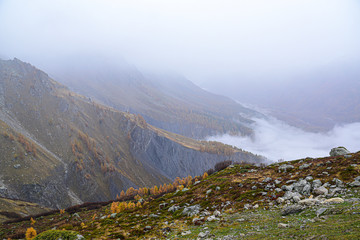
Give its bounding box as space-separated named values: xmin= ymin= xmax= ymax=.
xmin=25 ymin=227 xmax=37 ymax=240
xmin=33 ymin=230 xmax=80 ymax=240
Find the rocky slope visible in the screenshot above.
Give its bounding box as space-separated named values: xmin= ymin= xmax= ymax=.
xmin=1 ymin=148 xmax=359 ymax=239
xmin=48 ymin=55 xmax=263 ymax=139
xmin=0 ymin=58 xmax=265 ymax=209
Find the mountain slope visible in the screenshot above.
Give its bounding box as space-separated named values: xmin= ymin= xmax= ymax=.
xmin=48 ymin=55 xmax=263 ymax=139
xmin=1 ymin=150 xmax=359 ymax=239
xmin=0 ymin=58 xmax=265 ymax=209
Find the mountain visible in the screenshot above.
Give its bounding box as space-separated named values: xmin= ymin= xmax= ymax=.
xmin=1 ymin=150 xmax=359 ymax=239
xmin=47 ymin=55 xmax=263 ymax=139
xmin=218 ymin=60 xmax=360 ymax=132
xmin=0 ymin=58 xmax=265 ymax=209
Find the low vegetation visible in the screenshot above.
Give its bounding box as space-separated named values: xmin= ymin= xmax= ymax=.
xmin=1 ymin=151 xmax=359 ymax=239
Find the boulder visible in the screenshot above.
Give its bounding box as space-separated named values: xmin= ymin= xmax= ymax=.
xmin=207 ymin=215 xmax=220 ymax=221
xmin=299 ymin=198 xmax=320 ymax=206
xmin=323 ymin=198 xmax=344 ymax=204
xmin=181 ymin=230 xmax=191 ymax=236
xmin=313 ymin=186 xmax=328 ymax=196
xmin=198 ymin=231 xmax=210 ymax=238
xmin=168 ymin=205 xmax=180 ymax=212
xmin=281 ymin=205 xmax=305 ymax=216
xmin=182 ymin=205 xmax=201 ymax=216
xmin=279 ymin=164 xmax=294 ymax=172
xmin=316 ymin=208 xmax=327 ymax=217
xmin=312 ymin=180 xmax=322 ymax=189
xmin=299 ymin=163 xmax=312 ymax=170
xmin=278 ymin=223 xmax=290 ymax=228
xmin=330 ymin=147 xmax=350 ymax=156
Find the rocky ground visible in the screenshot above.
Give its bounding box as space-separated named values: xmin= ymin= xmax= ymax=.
xmin=1 ymin=148 xmax=360 ymax=239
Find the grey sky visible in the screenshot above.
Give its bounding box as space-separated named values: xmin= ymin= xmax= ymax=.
xmin=1 ymin=0 xmax=360 ymax=85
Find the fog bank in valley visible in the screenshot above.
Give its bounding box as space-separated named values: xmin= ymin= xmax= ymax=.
xmin=208 ymin=117 xmax=360 ymax=162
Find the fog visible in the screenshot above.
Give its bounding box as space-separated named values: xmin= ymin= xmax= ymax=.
xmin=208 ymin=117 xmax=360 ymax=162
xmin=0 ymin=0 xmax=360 ymax=86
xmin=0 ymin=1 xmax=359 ymax=158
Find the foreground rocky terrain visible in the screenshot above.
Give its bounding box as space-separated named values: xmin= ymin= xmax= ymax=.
xmin=1 ymin=148 xmax=359 ymax=239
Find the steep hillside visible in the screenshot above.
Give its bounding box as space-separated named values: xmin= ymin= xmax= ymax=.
xmin=1 ymin=149 xmax=359 ymax=239
xmin=48 ymin=55 xmax=263 ymax=139
xmin=0 ymin=58 xmax=265 ymax=209
xmin=0 ymin=197 xmax=50 ymax=223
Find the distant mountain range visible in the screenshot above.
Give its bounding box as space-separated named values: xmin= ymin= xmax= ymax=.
xmin=48 ymin=55 xmax=264 ymax=139
xmin=0 ymin=58 xmax=265 ymax=209
xmin=214 ymin=60 xmax=360 ymax=132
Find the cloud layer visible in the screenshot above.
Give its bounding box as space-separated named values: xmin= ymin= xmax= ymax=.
xmin=0 ymin=0 xmax=359 ymax=85
xmin=208 ymin=117 xmax=360 ymax=162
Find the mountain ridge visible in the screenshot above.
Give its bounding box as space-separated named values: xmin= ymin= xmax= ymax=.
xmin=0 ymin=58 xmax=265 ymax=209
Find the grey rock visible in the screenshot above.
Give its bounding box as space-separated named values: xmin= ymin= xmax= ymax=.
xmin=181 ymin=230 xmax=192 ymax=236
xmin=350 ymin=181 xmax=360 ymax=187
xmin=265 ymin=183 xmax=275 ymax=190
xmin=275 ymin=188 xmax=282 ymax=192
xmin=213 ymin=210 xmax=221 ymax=217
xmin=168 ymin=205 xmax=180 ymax=212
xmin=329 ymin=187 xmax=343 ymax=196
xmin=263 ymin=177 xmax=272 ymax=182
xmin=238 ymin=183 xmax=243 ymax=187
xmin=76 ymin=235 xmax=85 ymax=240
xmin=323 ymin=197 xmax=344 ymax=204
xmin=355 ymin=176 xmax=360 ymax=182
xmin=278 ymin=223 xmax=290 ymax=228
xmin=333 ymin=178 xmax=344 ymax=187
xmin=330 ymin=147 xmax=350 ymax=156
xmin=302 ymin=184 xmax=311 ymax=195
xmin=149 ymin=213 xmax=159 ymax=218
xmin=198 ymin=231 xmax=210 ymax=238
xmin=305 ymin=176 xmax=313 ymax=181
xmin=200 ymin=210 xmax=211 ymax=216
xmin=283 ymin=191 xmax=302 ymax=200
xmin=251 ymin=185 xmax=257 ymax=190
xmin=206 ymin=189 xmax=212 ymax=195
xmin=182 ymin=205 xmax=201 ymax=216
xmin=316 ymin=208 xmax=327 ymax=217
xmin=281 ymin=204 xmax=305 ymax=216
xmin=144 ymin=226 xmax=152 ymax=231
xmin=299 ymin=163 xmax=312 ymax=170
xmin=275 ymin=179 xmax=282 ymax=184
xmin=207 ymin=215 xmax=220 ymax=221
xmin=299 ymin=198 xmax=320 ymax=206
xmin=313 ymin=186 xmax=328 ymax=196
xmin=110 ymin=213 xmax=117 ymax=218
xmin=276 ymin=197 xmax=285 ymax=204
xmin=182 ymin=188 xmax=189 ymax=192
xmin=293 ymin=196 xmax=301 ymax=203
xmin=282 ymin=185 xmax=293 ymax=192
xmin=236 ymin=218 xmax=245 ymax=222
xmin=194 ymin=181 xmax=201 ymax=185
xmin=13 ymin=164 xmax=21 ymax=169
xmin=244 ymin=204 xmax=252 ymax=209
xmin=215 ymin=186 xmax=221 ymax=191
xmin=279 ymin=164 xmax=294 ymax=172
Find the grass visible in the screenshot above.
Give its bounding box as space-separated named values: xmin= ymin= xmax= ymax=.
xmin=1 ymin=151 xmax=360 ymax=239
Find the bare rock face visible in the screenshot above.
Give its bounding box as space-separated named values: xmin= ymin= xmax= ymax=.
xmin=330 ymin=147 xmax=350 ymax=157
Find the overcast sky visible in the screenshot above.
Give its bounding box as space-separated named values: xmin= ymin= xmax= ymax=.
xmin=1 ymin=0 xmax=360 ymax=86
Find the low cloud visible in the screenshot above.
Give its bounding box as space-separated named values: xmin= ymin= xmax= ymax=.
xmin=208 ymin=117 xmax=360 ymax=162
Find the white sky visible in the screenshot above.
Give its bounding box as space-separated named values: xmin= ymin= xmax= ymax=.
xmin=1 ymin=0 xmax=360 ymax=85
